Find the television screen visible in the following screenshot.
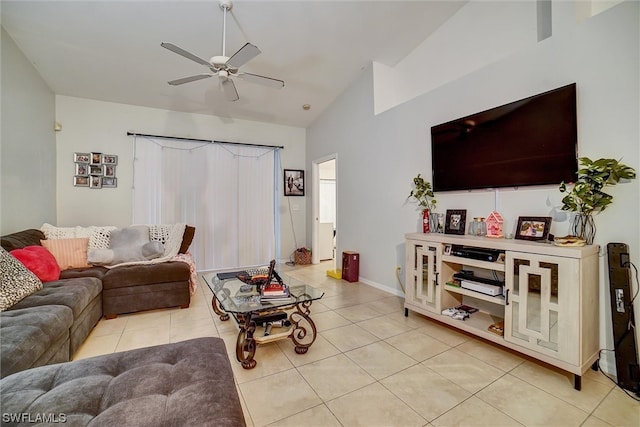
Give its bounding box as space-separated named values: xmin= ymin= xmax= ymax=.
xmin=431 ymin=83 xmax=578 ymax=192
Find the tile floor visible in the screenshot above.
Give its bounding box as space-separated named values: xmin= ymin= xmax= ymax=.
xmin=74 ymin=262 xmax=640 ymax=426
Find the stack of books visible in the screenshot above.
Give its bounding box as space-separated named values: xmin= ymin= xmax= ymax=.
xmin=260 ymin=282 xmax=291 ymax=302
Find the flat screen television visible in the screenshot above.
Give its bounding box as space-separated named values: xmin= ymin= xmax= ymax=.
xmin=431 ymin=83 xmax=578 ymax=192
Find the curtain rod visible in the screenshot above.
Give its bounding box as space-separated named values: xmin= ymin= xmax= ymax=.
xmin=126 ymin=132 xmax=284 ymax=149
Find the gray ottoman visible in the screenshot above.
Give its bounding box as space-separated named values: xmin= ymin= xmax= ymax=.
xmin=0 ymin=338 xmax=246 ymax=426
xmin=0 ymin=305 xmax=73 ymax=378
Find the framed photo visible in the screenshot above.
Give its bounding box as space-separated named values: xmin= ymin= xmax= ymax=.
xmin=103 ymin=165 xmax=116 ymax=177
xmin=90 ymin=152 xmax=102 ymax=165
xmin=89 ymin=176 xmax=102 ymax=189
xmin=73 ymin=176 xmax=89 ymax=187
xmin=443 ymin=244 xmax=452 ymax=256
xmin=74 ymin=152 xmax=90 ymax=163
xmin=102 ymin=177 xmax=117 ymax=188
xmin=90 ymin=165 xmax=103 ymax=175
xmin=102 ymin=154 xmax=118 ymax=165
xmin=515 ymin=216 xmax=552 ymax=241
xmin=445 ymin=209 xmax=467 ymax=235
xmin=75 ymin=163 xmax=89 ymax=176
xmin=284 ymin=169 xmax=305 ymax=196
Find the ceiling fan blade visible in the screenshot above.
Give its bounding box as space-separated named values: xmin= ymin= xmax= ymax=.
xmin=221 ymin=78 xmax=239 ymax=102
xmin=161 ymin=42 xmax=211 ymax=67
xmin=226 ymin=43 xmax=261 ymax=69
xmin=168 ymin=74 xmax=213 ymax=86
xmin=239 ymin=72 xmax=285 ymax=89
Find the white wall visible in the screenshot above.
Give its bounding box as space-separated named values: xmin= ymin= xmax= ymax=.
xmin=54 ymin=96 xmax=306 ymax=261
xmin=307 ymin=1 xmax=639 ymax=374
xmin=374 ymin=1 xmax=537 ymax=114
xmin=1 ymin=28 xmax=57 ymax=234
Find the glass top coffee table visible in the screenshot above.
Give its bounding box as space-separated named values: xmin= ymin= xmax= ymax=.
xmin=203 ymin=269 xmax=324 ymax=369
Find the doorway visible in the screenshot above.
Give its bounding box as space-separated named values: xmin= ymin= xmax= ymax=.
xmin=311 ymin=155 xmax=336 ymax=264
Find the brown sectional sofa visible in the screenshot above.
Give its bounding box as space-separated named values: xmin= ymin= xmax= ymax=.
xmin=1 ymin=228 xmax=191 ymax=319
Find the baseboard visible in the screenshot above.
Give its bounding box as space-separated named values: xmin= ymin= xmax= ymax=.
xmin=357 ymin=277 xmax=404 ymax=297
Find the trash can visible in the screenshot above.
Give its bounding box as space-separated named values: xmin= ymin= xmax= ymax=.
xmin=342 ymin=251 xmax=359 ymax=282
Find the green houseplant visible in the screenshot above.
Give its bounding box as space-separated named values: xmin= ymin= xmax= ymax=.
xmin=559 ymin=157 xmax=636 ymax=244
xmin=408 ymin=174 xmax=437 ymax=232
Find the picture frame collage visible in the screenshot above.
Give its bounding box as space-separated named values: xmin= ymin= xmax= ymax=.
xmin=73 ymin=152 xmax=118 ymax=189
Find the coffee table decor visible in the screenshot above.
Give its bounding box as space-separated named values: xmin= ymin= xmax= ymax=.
xmin=203 ymin=260 xmax=324 ymax=369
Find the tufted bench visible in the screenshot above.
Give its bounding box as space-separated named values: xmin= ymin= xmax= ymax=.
xmin=0 ymin=337 xmax=246 ymax=426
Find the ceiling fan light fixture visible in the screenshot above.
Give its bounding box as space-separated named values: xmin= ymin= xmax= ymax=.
xmin=161 ymin=0 xmax=284 ymax=101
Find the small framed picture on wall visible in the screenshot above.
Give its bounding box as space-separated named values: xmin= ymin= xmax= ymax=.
xmin=102 ymin=154 xmax=118 ymax=165
xmin=73 ymin=176 xmax=89 ymax=187
xmin=75 ymin=163 xmax=89 ymax=176
xmin=89 ymin=176 xmax=102 ymax=189
xmin=74 ymin=152 xmax=90 ymax=163
xmin=102 ymin=177 xmax=117 ymax=188
xmin=90 ymin=165 xmax=103 ymax=176
xmin=284 ymin=169 xmax=305 ymax=196
xmin=90 ymin=152 xmax=102 ymax=165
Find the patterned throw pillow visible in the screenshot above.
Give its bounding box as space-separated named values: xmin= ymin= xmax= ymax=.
xmin=41 ymin=238 xmax=91 ymax=270
xmin=0 ymin=247 xmax=43 ymax=311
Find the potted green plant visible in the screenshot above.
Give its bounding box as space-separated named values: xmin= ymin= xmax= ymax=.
xmin=408 ymin=174 xmax=437 ymax=232
xmin=559 ymin=157 xmax=636 ymax=244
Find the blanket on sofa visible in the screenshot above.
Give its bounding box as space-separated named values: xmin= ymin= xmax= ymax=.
xmin=42 ymin=223 xmax=186 ymax=268
xmin=101 ymin=223 xmax=187 ymax=268
xmin=41 ymin=223 xmax=198 ymax=294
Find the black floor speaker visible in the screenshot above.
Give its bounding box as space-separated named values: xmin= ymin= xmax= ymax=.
xmin=606 ymin=242 xmax=640 ymax=394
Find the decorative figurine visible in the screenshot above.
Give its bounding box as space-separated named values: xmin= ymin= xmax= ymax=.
xmin=485 ymin=211 xmax=504 ymax=238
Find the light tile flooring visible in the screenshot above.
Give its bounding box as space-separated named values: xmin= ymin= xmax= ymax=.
xmin=74 ymin=262 xmax=640 ymax=426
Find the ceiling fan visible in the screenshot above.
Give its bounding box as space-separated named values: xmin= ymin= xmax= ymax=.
xmin=161 ymin=0 xmax=284 ymax=102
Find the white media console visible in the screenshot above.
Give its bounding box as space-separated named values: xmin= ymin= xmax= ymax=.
xmin=404 ymin=232 xmax=600 ymax=390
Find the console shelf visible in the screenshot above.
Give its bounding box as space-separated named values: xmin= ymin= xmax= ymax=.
xmin=444 ymin=283 xmax=506 ymax=306
xmin=405 ymin=232 xmax=600 ymax=390
xmin=441 ymin=255 xmax=505 ymax=272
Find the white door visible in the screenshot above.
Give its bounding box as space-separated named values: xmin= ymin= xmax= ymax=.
xmin=312 ymin=156 xmax=336 ymax=264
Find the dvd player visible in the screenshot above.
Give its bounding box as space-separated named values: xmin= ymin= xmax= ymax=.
xmin=453 ymin=272 xmax=503 ymax=287
xmin=450 ymin=245 xmax=502 ymax=262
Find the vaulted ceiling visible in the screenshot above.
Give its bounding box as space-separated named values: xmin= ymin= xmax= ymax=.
xmin=2 ymin=1 xmax=466 ymax=128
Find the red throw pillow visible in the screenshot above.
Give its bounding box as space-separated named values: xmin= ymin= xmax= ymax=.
xmin=10 ymin=246 xmax=61 ymax=282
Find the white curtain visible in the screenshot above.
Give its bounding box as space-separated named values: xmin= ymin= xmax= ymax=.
xmin=132 ymin=136 xmax=280 ymax=271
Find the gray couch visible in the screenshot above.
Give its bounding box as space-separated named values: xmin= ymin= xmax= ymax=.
xmin=0 ymin=227 xmax=193 ymax=378
xmin=0 ymin=278 xmax=102 ymax=378
xmin=0 ymin=338 xmax=246 ymax=426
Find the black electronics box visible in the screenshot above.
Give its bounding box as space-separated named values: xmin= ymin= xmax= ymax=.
xmin=450 ymin=245 xmax=502 ymax=262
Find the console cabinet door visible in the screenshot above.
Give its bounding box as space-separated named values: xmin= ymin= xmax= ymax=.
xmin=405 ymin=240 xmax=441 ymax=314
xmin=504 ymin=252 xmax=580 ymax=364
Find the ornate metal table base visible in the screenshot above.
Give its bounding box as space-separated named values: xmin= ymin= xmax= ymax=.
xmin=211 ymin=297 xmax=229 ymax=321
xmin=212 ymin=297 xmax=318 ymax=369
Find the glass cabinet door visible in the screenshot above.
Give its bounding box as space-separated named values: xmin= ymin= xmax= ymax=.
xmin=504 ymin=252 xmax=579 ymax=364
xmin=406 ymin=242 xmax=441 ymax=313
